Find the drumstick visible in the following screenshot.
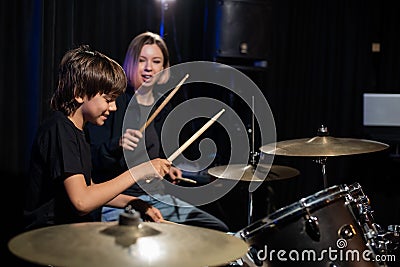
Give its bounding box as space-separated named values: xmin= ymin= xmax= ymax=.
xmin=139 ymin=74 xmax=189 ymax=133
xmin=174 ymin=177 xmax=197 ymax=184
xmin=167 ymin=108 xmax=225 ymax=162
xmin=146 ymin=176 xmax=196 ymax=185
xmin=160 ymin=219 xmax=179 ymax=225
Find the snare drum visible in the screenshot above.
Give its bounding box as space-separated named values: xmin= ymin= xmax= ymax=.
xmin=236 ymin=183 xmax=382 ymax=267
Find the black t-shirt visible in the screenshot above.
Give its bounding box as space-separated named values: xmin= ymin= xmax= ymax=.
xmin=24 ymin=111 xmax=97 ymax=230
xmin=134 ymin=104 xmax=160 ymax=165
xmin=122 ymin=103 xmax=165 ymax=196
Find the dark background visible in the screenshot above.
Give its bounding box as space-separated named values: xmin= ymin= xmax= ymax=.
xmin=2 ymin=0 xmax=400 ymax=265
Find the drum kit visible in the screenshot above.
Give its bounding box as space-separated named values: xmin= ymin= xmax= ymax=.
xmin=8 ymin=126 xmax=400 ymax=266
xmin=209 ymin=125 xmax=398 ymax=266
xmin=222 ymin=126 xmax=398 ymax=266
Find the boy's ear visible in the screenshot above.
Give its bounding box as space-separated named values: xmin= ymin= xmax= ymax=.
xmin=75 ymin=96 xmax=84 ymax=103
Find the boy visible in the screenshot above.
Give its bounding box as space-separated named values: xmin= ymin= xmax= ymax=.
xmin=24 ymin=44 xmax=171 ymax=230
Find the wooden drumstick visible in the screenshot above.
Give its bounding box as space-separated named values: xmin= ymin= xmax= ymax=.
xmin=139 ymin=74 xmax=189 ymax=133
xmin=167 ymin=108 xmax=226 ymax=162
xmin=160 ymin=219 xmax=179 ymax=225
xmin=175 ymin=177 xmax=197 ymax=184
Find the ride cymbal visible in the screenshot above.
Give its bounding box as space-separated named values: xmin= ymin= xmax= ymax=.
xmin=8 ymin=221 xmax=248 ymax=267
xmin=260 ymin=136 xmax=389 ymax=157
xmin=208 ymin=164 xmax=300 ymax=182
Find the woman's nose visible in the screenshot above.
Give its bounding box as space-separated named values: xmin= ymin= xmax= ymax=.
xmin=144 ymin=61 xmax=152 ymax=71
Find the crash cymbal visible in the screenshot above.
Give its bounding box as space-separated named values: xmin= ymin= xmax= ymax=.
xmin=260 ymin=136 xmax=389 ymax=157
xmin=8 ymin=221 xmax=248 ymax=267
xmin=208 ymin=164 xmax=300 ymax=182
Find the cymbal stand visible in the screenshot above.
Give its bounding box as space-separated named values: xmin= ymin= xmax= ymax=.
xmin=315 ymin=125 xmax=329 ymax=188
xmin=247 ymin=96 xmax=259 ymax=224
xmin=248 ymin=189 xmax=254 ymax=225
xmin=315 ymin=156 xmax=328 ymax=188
xmin=249 ymin=96 xmax=258 ymax=167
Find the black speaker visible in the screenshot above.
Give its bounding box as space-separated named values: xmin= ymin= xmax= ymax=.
xmin=213 ymin=0 xmax=272 ymax=60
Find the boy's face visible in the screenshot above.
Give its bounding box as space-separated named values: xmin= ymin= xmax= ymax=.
xmin=82 ymin=93 xmax=117 ymax=126
xmin=133 ymin=44 xmax=164 ymax=89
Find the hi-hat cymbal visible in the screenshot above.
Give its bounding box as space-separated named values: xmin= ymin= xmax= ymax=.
xmin=260 ymin=136 xmax=389 ymax=157
xmin=8 ymin=221 xmax=248 ymax=267
xmin=208 ymin=164 xmax=300 ymax=182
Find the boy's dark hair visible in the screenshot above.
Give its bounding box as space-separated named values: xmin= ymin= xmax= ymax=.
xmin=51 ymin=44 xmax=127 ymax=115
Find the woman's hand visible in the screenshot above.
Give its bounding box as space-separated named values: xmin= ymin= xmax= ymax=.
xmin=168 ymin=166 xmax=183 ymax=184
xmin=120 ymin=129 xmax=142 ymax=151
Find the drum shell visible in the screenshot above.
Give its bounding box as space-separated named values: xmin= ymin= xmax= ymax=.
xmin=238 ymin=185 xmax=380 ymax=267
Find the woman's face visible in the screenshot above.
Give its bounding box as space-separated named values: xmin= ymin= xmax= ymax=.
xmin=133 ymin=44 xmax=164 ymax=90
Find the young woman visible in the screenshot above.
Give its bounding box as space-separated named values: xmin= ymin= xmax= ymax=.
xmin=86 ymin=32 xmax=229 ymax=231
